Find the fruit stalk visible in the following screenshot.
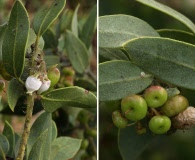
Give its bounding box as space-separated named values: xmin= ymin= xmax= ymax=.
xmin=16 ymin=94 xmax=34 ymax=160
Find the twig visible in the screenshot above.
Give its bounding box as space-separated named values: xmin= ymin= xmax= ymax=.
xmin=16 ymin=94 xmax=34 ymax=160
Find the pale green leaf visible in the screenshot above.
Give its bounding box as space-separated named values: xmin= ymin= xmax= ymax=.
xmin=2 ymin=121 xmax=15 ymax=158
xmin=80 ymin=5 xmax=97 ymax=49
xmin=0 ymin=134 xmax=9 ymax=155
xmin=0 ymin=23 xmax=7 ymax=61
xmin=52 ymin=121 xmax=57 ymax=142
xmin=99 ymin=60 xmax=153 ymax=101
xmin=157 ymin=29 xmax=195 ymax=45
xmin=27 ymin=112 xmax=52 ymax=160
xmin=7 ymin=79 xmax=24 ymax=111
xmin=136 ymin=0 xmax=195 ymax=34
xmin=123 ymin=37 xmax=195 ymax=90
xmin=71 ymin=4 xmax=80 ymax=37
xmin=64 ymin=30 xmax=89 ymax=73
xmin=33 ymin=0 xmax=66 ymax=37
xmin=119 ymin=126 xmax=155 ymax=160
xmin=41 ymin=86 xmax=97 ymax=112
xmin=0 ymin=145 xmax=6 ymax=160
xmin=99 ymin=14 xmax=159 ymax=61
xmin=51 ymin=137 xmax=82 ymax=160
xmin=28 ymin=129 xmax=48 ymax=160
xmin=2 ymin=0 xmax=30 ymax=79
xmin=45 ymin=55 xmax=59 ymax=66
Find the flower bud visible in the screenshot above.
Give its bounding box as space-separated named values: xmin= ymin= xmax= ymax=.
xmin=0 ymin=80 xmax=5 ymax=92
xmin=47 ymin=65 xmax=60 ymax=87
xmin=37 ymin=79 xmax=51 ymax=94
xmin=25 ymin=76 xmax=42 ymax=95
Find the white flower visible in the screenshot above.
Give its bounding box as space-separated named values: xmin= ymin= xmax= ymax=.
xmin=37 ymin=79 xmax=51 ymax=94
xmin=25 ymin=76 xmax=42 ymax=95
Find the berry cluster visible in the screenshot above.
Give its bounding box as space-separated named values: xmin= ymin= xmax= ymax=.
xmin=112 ymin=86 xmax=189 ymax=135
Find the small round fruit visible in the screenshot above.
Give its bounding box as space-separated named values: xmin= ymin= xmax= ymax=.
xmin=47 ymin=65 xmax=60 ymax=87
xmin=112 ymin=110 xmax=128 ymax=129
xmin=144 ymin=86 xmax=168 ymax=108
xmin=121 ymin=95 xmax=148 ymax=121
xmin=161 ymin=95 xmax=189 ymax=117
xmin=149 ymin=115 xmax=171 ymax=134
xmin=81 ymin=139 xmax=89 ymax=149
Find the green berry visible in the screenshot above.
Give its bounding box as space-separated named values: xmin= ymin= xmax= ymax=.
xmin=161 ymin=95 xmax=189 ymax=117
xmin=112 ymin=110 xmax=128 ymax=128
xmin=149 ymin=115 xmax=171 ymax=134
xmin=144 ymin=86 xmax=167 ymax=108
xmin=80 ymin=139 xmax=89 ymax=149
xmin=121 ymin=95 xmax=148 ymax=121
xmin=47 ymin=65 xmax=60 ymax=87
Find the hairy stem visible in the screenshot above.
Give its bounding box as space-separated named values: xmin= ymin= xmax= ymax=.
xmin=16 ymin=94 xmax=34 ymax=160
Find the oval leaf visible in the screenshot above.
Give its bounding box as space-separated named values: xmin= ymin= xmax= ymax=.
xmin=99 ymin=14 xmax=159 ymax=60
xmin=71 ymin=4 xmax=80 ymax=37
xmin=51 ymin=121 xmax=57 ymax=142
xmin=157 ymin=29 xmax=195 ymax=45
xmin=2 ymin=0 xmax=30 ymax=78
xmin=119 ymin=126 xmax=155 ymax=160
xmin=64 ymin=30 xmax=89 ymax=73
xmin=2 ymin=121 xmax=15 ymax=158
xmin=7 ymin=79 xmax=24 ymax=111
xmin=41 ymin=86 xmax=97 ymax=112
xmin=0 ymin=134 xmax=9 ymax=155
xmin=123 ymin=37 xmax=195 ymax=90
xmin=0 ymin=23 xmax=7 ymax=61
xmin=33 ymin=0 xmax=66 ymax=37
xmin=27 ymin=112 xmax=52 ymax=160
xmin=80 ymin=5 xmax=97 ymax=49
xmin=136 ymin=0 xmax=195 ymax=34
xmin=99 ymin=60 xmax=153 ymax=101
xmin=0 ymin=145 xmax=6 ymax=160
xmin=28 ymin=129 xmax=48 ymax=160
xmin=51 ymin=137 xmax=82 ymax=160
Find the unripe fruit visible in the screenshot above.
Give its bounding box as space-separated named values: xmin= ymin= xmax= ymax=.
xmin=0 ymin=80 xmax=5 ymax=92
xmin=81 ymin=139 xmax=89 ymax=149
xmin=144 ymin=86 xmax=167 ymax=108
xmin=121 ymin=95 xmax=148 ymax=121
xmin=62 ymin=67 xmax=75 ymax=76
xmin=112 ymin=110 xmax=128 ymax=128
xmin=86 ymin=129 xmax=97 ymax=137
xmin=149 ymin=115 xmax=171 ymax=134
xmin=161 ymin=95 xmax=189 ymax=117
xmin=47 ymin=65 xmax=60 ymax=87
xmin=77 ymin=110 xmax=89 ymax=124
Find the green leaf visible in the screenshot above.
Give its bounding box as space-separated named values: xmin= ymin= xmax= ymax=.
xmin=27 ymin=112 xmax=52 ymax=160
xmin=33 ymin=0 xmax=66 ymax=37
xmin=99 ymin=14 xmax=159 ymax=61
xmin=52 ymin=121 xmax=57 ymax=142
xmin=123 ymin=37 xmax=195 ymax=90
xmin=0 ymin=146 xmax=6 ymax=160
xmin=71 ymin=4 xmax=80 ymax=37
xmin=64 ymin=30 xmax=89 ymax=73
xmin=26 ymin=29 xmax=37 ymax=49
xmin=59 ymin=9 xmax=73 ymax=32
xmin=45 ymin=55 xmax=60 ymax=67
xmin=136 ymin=0 xmax=195 ymax=34
xmin=80 ymin=5 xmax=97 ymax=49
xmin=157 ymin=29 xmax=195 ymax=45
xmin=99 ymin=60 xmax=153 ymax=101
xmin=7 ymin=79 xmax=24 ymax=111
xmin=118 ymin=126 xmax=155 ymax=160
xmin=42 ymin=29 xmax=58 ymax=49
xmin=41 ymin=86 xmax=97 ymax=112
xmin=0 ymin=134 xmax=9 ymax=155
xmin=0 ymin=23 xmax=7 ymax=61
xmin=2 ymin=121 xmax=15 ymax=158
xmin=2 ymin=0 xmax=30 ymax=79
xmin=51 ymin=137 xmax=82 ymax=160
xmin=28 ymin=129 xmax=48 ymax=160
xmin=166 ymin=88 xmax=180 ymax=99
